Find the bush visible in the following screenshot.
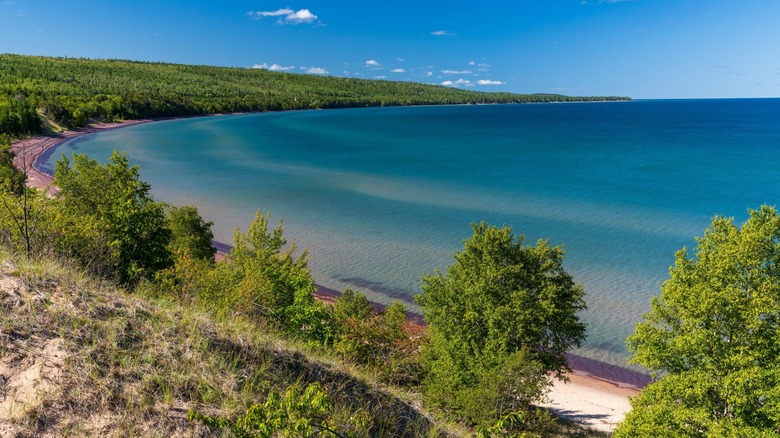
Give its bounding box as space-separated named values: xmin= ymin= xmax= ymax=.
xmin=54 ymin=151 xmax=172 ymax=283
xmin=195 ymin=210 xmax=336 ymax=344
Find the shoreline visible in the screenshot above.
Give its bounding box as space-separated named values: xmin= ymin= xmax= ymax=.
xmin=11 ymin=116 xmax=646 ymax=432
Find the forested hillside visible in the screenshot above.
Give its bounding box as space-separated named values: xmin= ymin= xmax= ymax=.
xmin=0 ymin=54 xmax=630 ymax=138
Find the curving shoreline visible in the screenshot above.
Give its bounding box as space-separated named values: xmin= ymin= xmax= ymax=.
xmin=11 ymin=119 xmax=157 ymax=194
xmin=11 ymin=118 xmax=646 ymax=432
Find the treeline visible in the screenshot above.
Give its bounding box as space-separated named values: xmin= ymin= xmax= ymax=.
xmin=0 ymin=53 xmax=630 ymax=138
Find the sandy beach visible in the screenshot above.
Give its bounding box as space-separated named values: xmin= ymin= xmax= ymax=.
xmin=11 ymin=120 xmax=155 ymax=195
xmin=10 ymin=119 xmax=646 ymax=432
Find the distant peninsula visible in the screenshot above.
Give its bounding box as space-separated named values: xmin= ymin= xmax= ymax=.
xmin=0 ymin=53 xmax=630 ymax=139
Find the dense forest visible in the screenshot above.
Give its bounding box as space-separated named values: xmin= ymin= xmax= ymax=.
xmin=0 ymin=53 xmax=630 ymax=138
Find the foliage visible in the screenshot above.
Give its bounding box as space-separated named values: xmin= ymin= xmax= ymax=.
xmin=333 ymin=288 xmax=374 ymax=322
xmin=330 ymin=291 xmax=427 ymax=385
xmin=0 ymin=54 xmax=630 ymax=139
xmin=152 ymin=250 xmax=214 ymax=303
xmin=196 ymin=210 xmax=335 ymax=343
xmin=416 ymin=222 xmax=586 ymax=427
xmin=0 ymin=186 xmax=58 ymax=259
xmin=0 ymin=95 xmax=42 ymax=137
xmin=0 ymin=134 xmax=26 ymax=194
xmin=332 ymin=292 xmax=421 ymax=380
xmin=476 ymin=408 xmax=561 ymax=438
xmin=616 ymin=206 xmax=780 ymax=436
xmin=0 ymin=135 xmax=55 ymax=258
xmin=189 ymin=382 xmax=342 ymax=437
xmin=53 ymin=150 xmax=172 ymax=283
xmin=1 ymin=249 xmax=443 ymax=437
xmin=465 ymin=349 xmax=551 ymax=428
xmin=165 ymin=204 xmax=216 ymax=262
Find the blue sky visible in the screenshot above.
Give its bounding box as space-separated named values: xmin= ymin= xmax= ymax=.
xmin=2 ymin=1 xmax=779 ymax=99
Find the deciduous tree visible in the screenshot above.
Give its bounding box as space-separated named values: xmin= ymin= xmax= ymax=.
xmin=416 ymin=222 xmax=586 ymax=427
xmin=165 ymin=204 xmax=216 ymax=262
xmin=616 ymin=206 xmax=780 ymax=436
xmin=54 ymin=151 xmax=172 ymax=283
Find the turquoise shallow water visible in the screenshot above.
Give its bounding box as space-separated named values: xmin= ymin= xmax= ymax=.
xmin=41 ymin=99 xmax=780 ymax=367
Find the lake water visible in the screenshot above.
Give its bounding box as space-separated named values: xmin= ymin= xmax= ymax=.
xmin=41 ymin=99 xmax=780 ymax=367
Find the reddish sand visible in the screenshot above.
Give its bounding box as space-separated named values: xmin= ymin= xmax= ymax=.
xmin=10 ymin=119 xmax=648 ymax=432
xmin=11 ymin=120 xmax=155 ymax=195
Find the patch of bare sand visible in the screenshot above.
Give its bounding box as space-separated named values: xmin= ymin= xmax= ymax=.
xmin=0 ymin=274 xmax=66 ymax=434
xmin=541 ymin=372 xmax=638 ymax=433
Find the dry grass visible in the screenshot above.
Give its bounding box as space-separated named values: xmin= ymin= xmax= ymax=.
xmin=0 ymin=248 xmax=446 ymax=437
xmin=0 ymin=247 xmax=606 ymax=437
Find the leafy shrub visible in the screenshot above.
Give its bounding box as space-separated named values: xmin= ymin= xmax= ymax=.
xmin=189 ymin=382 xmax=338 ymax=437
xmin=195 ymin=210 xmax=336 ymax=343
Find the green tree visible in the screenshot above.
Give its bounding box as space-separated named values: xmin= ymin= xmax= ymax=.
xmin=165 ymin=204 xmax=216 ymax=262
xmin=0 ymin=134 xmax=25 ymax=194
xmin=332 ymin=289 xmax=373 ymax=322
xmin=199 ymin=210 xmax=335 ymax=343
xmin=0 ymin=135 xmax=50 ymax=259
xmin=54 ymin=151 xmax=172 ymax=283
xmin=416 ymin=222 xmax=586 ymax=427
xmin=0 ymin=187 xmax=56 ymax=259
xmin=616 ymin=206 xmax=780 ymax=437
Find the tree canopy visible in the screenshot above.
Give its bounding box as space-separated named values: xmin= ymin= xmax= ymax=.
xmin=616 ymin=206 xmax=780 ymax=436
xmin=0 ymin=54 xmax=630 ymax=139
xmin=416 ymin=222 xmax=586 ymax=428
xmin=54 ymin=151 xmax=172 ymax=283
xmin=165 ymin=204 xmax=216 ymax=262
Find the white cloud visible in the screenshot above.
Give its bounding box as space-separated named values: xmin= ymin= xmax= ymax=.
xmin=374 ymin=75 xmax=388 ymax=79
xmin=365 ymin=59 xmax=381 ymax=67
xmin=254 ymin=8 xmax=293 ymax=17
xmin=302 ymin=66 xmax=328 ymax=74
xmin=425 ymin=71 xmax=433 ymax=77
xmin=478 ymin=63 xmax=491 ymax=67
xmin=391 ymin=68 xmax=405 ymax=73
xmin=442 ymin=78 xmax=474 ymax=87
xmin=253 ymin=63 xmax=295 ymax=71
xmin=431 ymin=30 xmax=455 ymax=36
xmin=396 ymin=58 xmax=405 ymax=62
xmin=468 ymin=61 xmax=475 ymax=65
xmin=286 ymin=9 xmax=318 ymax=24
xmin=249 ymin=8 xmax=320 ymax=25
xmin=477 ymin=80 xmax=504 ymax=85
xmin=442 ymin=69 xmax=472 ymax=75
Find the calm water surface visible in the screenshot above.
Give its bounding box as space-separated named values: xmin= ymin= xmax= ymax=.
xmin=41 ymin=99 xmax=780 ymax=367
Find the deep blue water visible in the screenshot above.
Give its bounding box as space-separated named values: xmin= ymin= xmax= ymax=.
xmin=42 ymin=99 xmax=780 ymax=366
